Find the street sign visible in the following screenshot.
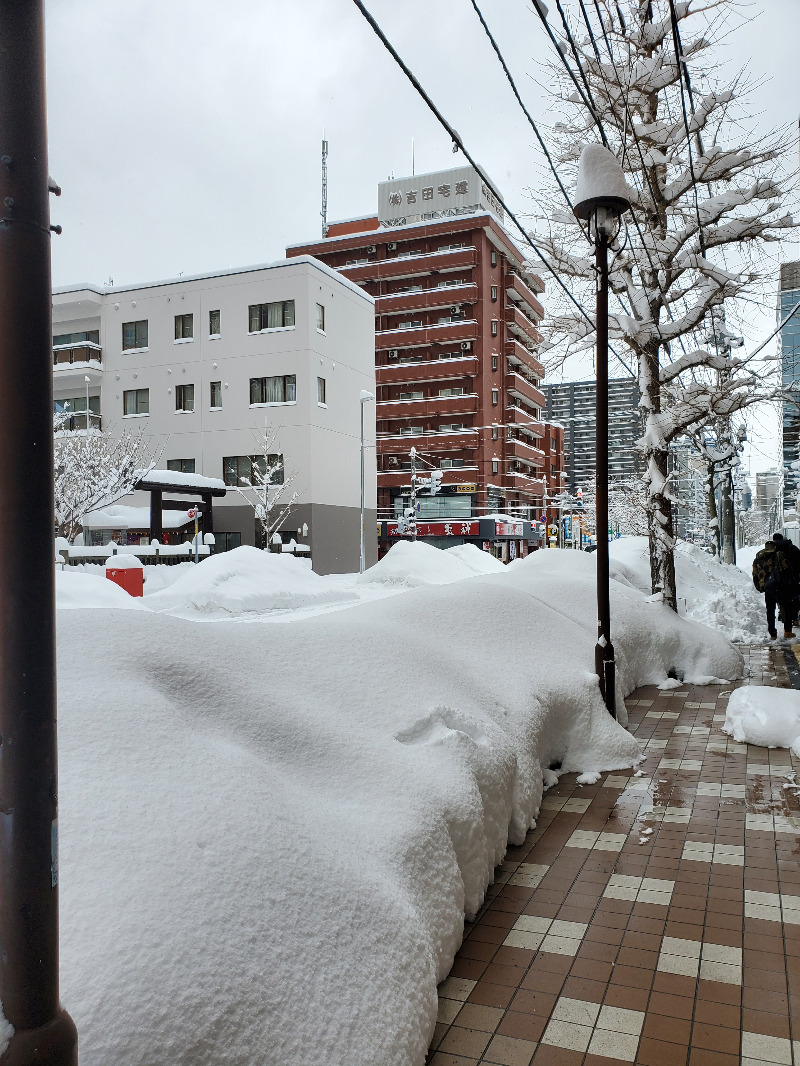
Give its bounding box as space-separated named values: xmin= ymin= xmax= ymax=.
xmin=187 ymin=509 xmax=196 ymax=519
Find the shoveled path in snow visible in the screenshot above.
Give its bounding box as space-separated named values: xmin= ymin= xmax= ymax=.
xmin=428 ymin=644 xmax=800 ymax=1066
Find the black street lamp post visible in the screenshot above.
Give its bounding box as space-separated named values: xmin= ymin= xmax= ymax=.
xmin=0 ymin=2 xmax=78 ymax=1062
xmin=573 ymin=144 xmax=631 ymax=719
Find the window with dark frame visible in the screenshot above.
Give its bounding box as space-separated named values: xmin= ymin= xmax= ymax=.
xmin=248 ymin=300 xmax=295 ymax=332
xmin=491 ymin=389 xmax=499 ymax=406
xmin=167 ymin=458 xmax=196 ymax=474
xmin=317 ymin=376 xmax=326 ymax=404
xmin=316 ymin=303 xmax=325 ymax=332
xmin=490 ymin=286 xmax=498 ymax=302
xmin=210 ymin=381 xmax=222 ymax=408
xmin=491 ymin=321 xmax=499 ymax=337
xmin=222 ymin=454 xmax=284 ymax=487
xmin=123 ymin=388 xmax=149 ymax=415
xmin=215 ymin=532 xmax=242 ymax=552
xmin=209 ymin=309 xmax=220 ymax=336
xmin=491 ymin=425 xmax=499 ymax=440
xmin=250 ymin=375 xmax=296 ymax=404
xmin=492 ymin=459 xmax=499 ymax=474
xmin=175 ymin=383 xmax=195 ymax=412
xmin=491 ymin=355 xmax=498 ymax=371
xmin=122 ymin=320 xmax=148 ymax=350
xmin=491 ymin=250 xmax=497 ymax=268
xmin=174 ymin=313 xmax=193 ymax=340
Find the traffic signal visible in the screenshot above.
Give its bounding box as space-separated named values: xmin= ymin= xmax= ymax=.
xmin=429 ymin=469 xmax=443 ymax=495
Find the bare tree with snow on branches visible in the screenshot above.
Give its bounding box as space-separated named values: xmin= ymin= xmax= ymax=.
xmin=228 ymin=422 xmax=300 ymax=549
xmin=53 ymin=412 xmax=156 ymax=542
xmin=530 ymin=0 xmax=794 ymax=608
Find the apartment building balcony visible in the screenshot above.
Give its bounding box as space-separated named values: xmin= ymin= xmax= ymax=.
xmin=505 ymin=272 xmax=545 ymax=320
xmin=376 ymin=467 xmax=477 ymax=490
xmin=342 ymin=246 xmax=478 ymax=284
xmin=54 ymin=411 xmax=103 ymax=434
xmin=376 ymin=319 xmax=477 ymax=351
xmin=53 ymin=342 xmax=103 ymax=387
xmin=506 ymin=437 xmax=545 ymax=463
xmin=377 ymin=354 xmax=477 ymax=386
xmin=505 ymin=305 xmax=542 ymax=346
xmin=378 ymin=428 xmax=479 ymax=454
xmin=506 ymin=406 xmax=545 ymax=435
xmin=505 ymin=339 xmax=545 ymax=378
xmin=375 ymin=282 xmax=477 ymax=316
xmin=376 ymin=392 xmax=479 ymax=421
xmin=504 ymin=468 xmax=546 ymax=492
xmin=506 ymin=372 xmax=546 ymax=411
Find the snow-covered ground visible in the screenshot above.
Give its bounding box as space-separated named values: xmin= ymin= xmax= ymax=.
xmin=609 ymin=536 xmax=766 ymax=644
xmin=53 ymin=543 xmax=742 ymax=1066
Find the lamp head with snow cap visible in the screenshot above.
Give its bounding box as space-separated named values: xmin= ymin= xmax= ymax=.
xmin=573 ymin=143 xmax=632 ymax=240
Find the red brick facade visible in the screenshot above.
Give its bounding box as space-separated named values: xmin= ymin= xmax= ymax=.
xmin=288 ymin=211 xmax=565 ymax=540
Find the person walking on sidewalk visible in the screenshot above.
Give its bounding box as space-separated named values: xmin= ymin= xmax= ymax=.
xmin=753 ymin=539 xmax=796 ymax=640
xmin=771 ymin=533 xmax=800 ymax=631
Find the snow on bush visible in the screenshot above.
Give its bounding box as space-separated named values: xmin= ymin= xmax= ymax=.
xmin=55 ymin=544 xmax=742 ymax=1066
xmin=609 ymin=537 xmax=764 ymax=644
xmin=723 ymin=686 xmax=800 ymax=756
xmin=145 ymin=545 xmax=357 ymax=617
xmin=357 ymin=539 xmax=502 ymax=588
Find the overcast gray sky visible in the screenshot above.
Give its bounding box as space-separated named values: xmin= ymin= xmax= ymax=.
xmin=44 ymin=0 xmax=799 ymax=474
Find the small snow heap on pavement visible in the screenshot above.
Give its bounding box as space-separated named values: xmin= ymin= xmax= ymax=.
xmin=357 ymin=539 xmax=502 ymax=588
xmin=723 ymin=686 xmax=800 ymax=756
xmin=145 ymin=545 xmax=357 ymax=617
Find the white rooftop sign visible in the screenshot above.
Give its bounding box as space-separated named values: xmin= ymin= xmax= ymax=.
xmin=377 ymin=166 xmax=504 ymax=228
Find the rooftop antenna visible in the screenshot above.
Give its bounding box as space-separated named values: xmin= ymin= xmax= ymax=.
xmin=321 ymin=131 xmax=329 ymax=238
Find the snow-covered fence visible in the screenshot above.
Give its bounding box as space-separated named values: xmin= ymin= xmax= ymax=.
xmin=55 ymin=540 xmax=211 ymax=567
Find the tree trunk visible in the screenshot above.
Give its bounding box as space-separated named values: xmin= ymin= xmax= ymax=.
xmin=707 ymin=462 xmax=720 ymax=558
xmin=639 ymin=339 xmax=678 ymax=612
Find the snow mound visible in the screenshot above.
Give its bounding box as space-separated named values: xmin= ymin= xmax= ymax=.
xmin=56 ymin=546 xmax=742 ymax=1065
xmin=145 ymin=546 xmax=357 ymax=617
xmin=56 ymin=570 xmax=149 ymax=611
xmin=723 ymin=686 xmax=800 ymax=755
xmin=358 ymin=540 xmax=498 ymax=588
xmin=609 ymin=536 xmax=765 ymax=643
xmin=444 ymin=543 xmax=505 ymax=575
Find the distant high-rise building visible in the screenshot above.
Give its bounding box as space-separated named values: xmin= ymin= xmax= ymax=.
xmin=780 ymin=261 xmax=800 ymax=511
xmin=756 ymin=469 xmax=781 ymax=514
xmin=542 ymin=378 xmax=642 ymax=493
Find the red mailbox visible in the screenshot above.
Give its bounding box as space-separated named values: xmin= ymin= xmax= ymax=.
xmin=105 ymin=555 xmax=144 ymax=597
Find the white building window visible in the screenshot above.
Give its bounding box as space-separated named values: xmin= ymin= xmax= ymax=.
xmin=174 ymin=313 xmax=193 ymax=340
xmin=248 ymin=300 xmax=295 ymax=331
xmin=250 ymin=375 xmax=296 ymax=404
xmin=210 ymin=381 xmax=222 ymax=409
xmin=317 ymin=376 xmax=326 ymax=405
xmin=123 ymin=388 xmax=149 ymax=415
xmin=122 ymin=320 xmax=148 ymax=351
xmin=209 ymin=309 xmax=220 ymax=336
xmin=316 ymin=303 xmax=325 ymax=332
xmin=175 ymin=383 xmax=195 ymax=412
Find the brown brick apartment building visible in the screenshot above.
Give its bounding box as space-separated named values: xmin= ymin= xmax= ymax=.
xmin=288 ymin=166 xmax=565 ymax=558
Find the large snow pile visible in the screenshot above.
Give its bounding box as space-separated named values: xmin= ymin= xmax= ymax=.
xmin=357 ymin=540 xmax=503 ymax=588
xmin=609 ymin=536 xmax=765 ymax=643
xmin=723 ymin=686 xmax=800 ymax=755
xmin=56 ymin=546 xmax=741 ymax=1066
xmin=145 ymin=546 xmax=357 ymax=617
xmin=55 ymin=570 xmax=149 ymax=611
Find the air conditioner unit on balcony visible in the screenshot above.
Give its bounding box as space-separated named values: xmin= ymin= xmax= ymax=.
xmin=367 ymin=245 xmax=376 ymax=254
xmin=387 ymin=349 xmax=399 ymax=359
xmin=460 ymin=341 xmax=472 ymax=351
xmin=388 ymin=457 xmax=399 ymax=466
xmin=451 ymin=305 xmax=461 ymax=315
xmin=387 ymin=242 xmax=397 ymax=252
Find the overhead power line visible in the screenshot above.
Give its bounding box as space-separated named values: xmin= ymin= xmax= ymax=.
xmin=349 ymin=0 xmax=635 ymax=376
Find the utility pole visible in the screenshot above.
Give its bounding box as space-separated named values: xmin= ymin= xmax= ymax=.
xmin=408 ymin=446 xmax=419 ymax=540
xmin=320 ymin=135 xmax=329 ymax=238
xmin=0 ymin=2 xmax=78 ymax=1062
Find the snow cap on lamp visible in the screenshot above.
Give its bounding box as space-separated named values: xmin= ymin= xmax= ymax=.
xmin=573 ymin=143 xmax=632 ymax=221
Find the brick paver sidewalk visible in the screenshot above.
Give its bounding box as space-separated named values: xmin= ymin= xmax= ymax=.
xmin=428 ymin=644 xmax=800 ymax=1066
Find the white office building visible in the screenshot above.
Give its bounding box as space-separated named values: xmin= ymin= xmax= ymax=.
xmin=52 ymin=257 xmax=377 ymax=573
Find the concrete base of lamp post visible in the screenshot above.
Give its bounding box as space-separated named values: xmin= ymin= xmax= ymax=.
xmin=3 ymin=1011 xmax=77 ymax=1066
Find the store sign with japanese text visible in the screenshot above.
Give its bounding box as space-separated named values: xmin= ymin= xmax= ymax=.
xmin=387 ymin=520 xmax=479 ymax=538
xmin=494 ymin=521 xmax=523 ymax=537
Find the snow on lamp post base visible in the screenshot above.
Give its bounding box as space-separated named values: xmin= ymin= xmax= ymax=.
xmin=573 ymin=144 xmax=632 ymax=718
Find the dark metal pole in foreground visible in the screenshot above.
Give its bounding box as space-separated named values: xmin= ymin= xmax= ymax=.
xmin=0 ymin=3 xmax=78 ymax=1062
xmin=594 ymin=232 xmax=616 ymax=719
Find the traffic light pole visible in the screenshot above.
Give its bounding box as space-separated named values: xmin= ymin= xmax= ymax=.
xmin=0 ymin=3 xmax=78 ymax=1062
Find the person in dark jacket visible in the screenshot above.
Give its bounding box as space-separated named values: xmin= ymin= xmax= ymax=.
xmin=753 ymin=539 xmax=795 ymax=640
xmin=771 ymin=533 xmax=800 ymax=630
